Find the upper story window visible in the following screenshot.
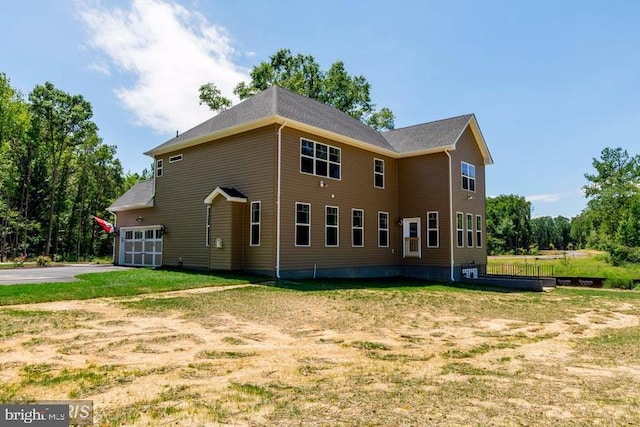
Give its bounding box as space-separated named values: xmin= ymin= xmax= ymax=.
xmin=300 ymin=138 xmax=341 ymax=180
xmin=374 ymin=159 xmax=384 ymax=188
xmin=156 ymin=159 xmax=163 ymax=177
xmin=461 ymin=161 xmax=475 ymax=192
xmin=169 ymin=154 xmax=183 ymax=163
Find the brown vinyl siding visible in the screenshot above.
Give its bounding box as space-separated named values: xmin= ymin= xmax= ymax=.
xmin=451 ymin=127 xmax=487 ymax=265
xmin=278 ymin=128 xmax=399 ymax=272
xmin=146 ymin=125 xmax=277 ymax=269
xmin=397 ymin=153 xmax=451 ymax=266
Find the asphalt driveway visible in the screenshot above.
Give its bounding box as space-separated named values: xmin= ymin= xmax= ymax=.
xmin=0 ymin=264 xmax=131 ymax=285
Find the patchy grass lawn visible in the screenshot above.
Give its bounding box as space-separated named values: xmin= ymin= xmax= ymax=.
xmin=0 ymin=279 xmax=639 ymax=426
xmin=0 ymin=269 xmax=260 ymax=305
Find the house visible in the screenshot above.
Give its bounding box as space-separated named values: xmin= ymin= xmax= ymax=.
xmin=108 ymin=85 xmax=493 ymax=281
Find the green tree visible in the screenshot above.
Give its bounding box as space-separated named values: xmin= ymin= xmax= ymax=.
xmin=198 ymin=82 xmax=232 ymax=113
xmin=29 ymin=82 xmax=96 ymax=256
xmin=202 ymin=49 xmax=395 ymax=130
xmin=486 ymin=195 xmax=532 ymax=254
xmin=583 ymin=147 xmax=640 ymax=246
xmin=0 ymin=73 xmax=30 ymax=260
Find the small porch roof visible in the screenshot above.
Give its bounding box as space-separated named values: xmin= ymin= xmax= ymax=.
xmin=203 ymin=187 xmax=247 ymax=204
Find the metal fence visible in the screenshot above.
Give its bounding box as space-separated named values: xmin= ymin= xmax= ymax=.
xmin=462 ymin=263 xmax=555 ymax=278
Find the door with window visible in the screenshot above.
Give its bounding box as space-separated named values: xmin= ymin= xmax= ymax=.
xmin=120 ymin=227 xmax=163 ymax=267
xmin=403 ymin=218 xmax=421 ymax=258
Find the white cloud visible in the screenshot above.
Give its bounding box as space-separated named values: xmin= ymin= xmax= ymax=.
xmin=78 ymin=0 xmax=249 ymax=134
xmin=87 ymin=61 xmax=111 ymax=76
xmin=525 ymin=193 xmax=562 ymax=203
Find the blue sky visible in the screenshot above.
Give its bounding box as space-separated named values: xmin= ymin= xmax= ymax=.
xmin=3 ymin=0 xmax=639 ymax=218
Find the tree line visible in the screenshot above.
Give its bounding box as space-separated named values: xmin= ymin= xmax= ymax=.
xmin=487 ymin=147 xmax=640 ymax=265
xmin=0 ymin=73 xmax=148 ymax=262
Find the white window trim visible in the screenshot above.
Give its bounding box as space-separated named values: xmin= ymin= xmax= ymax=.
xmin=456 ymin=212 xmax=464 ymax=248
xmin=467 ymin=213 xmax=474 ymax=247
xmin=427 ymin=211 xmax=439 ymax=248
xmin=461 ymin=161 xmax=476 ymax=192
xmin=169 ymin=154 xmax=183 ymax=163
xmin=300 ymin=138 xmax=342 ymax=181
xmin=325 ymin=205 xmax=339 ymax=247
xmin=374 ymin=158 xmax=385 ymax=189
xmin=295 ymin=202 xmax=311 ymax=247
xmin=476 ymin=215 xmax=483 ymax=248
xmin=378 ymin=211 xmax=389 ymax=248
xmin=352 ymin=209 xmax=364 ymax=247
xmin=250 ymin=201 xmax=261 ymax=247
xmin=205 ymin=205 xmax=211 ymax=246
xmin=156 ymin=159 xmax=163 ymax=177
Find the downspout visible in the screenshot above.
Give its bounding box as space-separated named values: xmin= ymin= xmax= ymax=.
xmin=444 ymin=149 xmax=456 ymax=282
xmin=275 ymin=121 xmax=287 ymax=279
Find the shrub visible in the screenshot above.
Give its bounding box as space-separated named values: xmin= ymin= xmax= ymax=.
xmin=13 ymin=255 xmax=26 ymax=267
xmin=36 ymin=255 xmax=52 ymax=267
xmin=603 ymin=278 xmax=634 ymax=290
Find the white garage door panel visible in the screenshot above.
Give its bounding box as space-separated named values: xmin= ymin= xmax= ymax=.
xmin=119 ymin=227 xmax=163 ymax=267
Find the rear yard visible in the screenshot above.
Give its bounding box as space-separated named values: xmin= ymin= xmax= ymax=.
xmin=1 ymin=277 xmax=639 ymax=426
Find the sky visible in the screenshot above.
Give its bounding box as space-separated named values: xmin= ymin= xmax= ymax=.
xmin=2 ymin=0 xmax=639 ymax=218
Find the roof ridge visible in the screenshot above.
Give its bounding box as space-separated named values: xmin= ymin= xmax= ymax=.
xmin=384 ymin=113 xmax=473 ymax=133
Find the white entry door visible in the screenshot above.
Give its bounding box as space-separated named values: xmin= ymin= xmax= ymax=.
xmin=120 ymin=227 xmax=163 ymax=267
xmin=402 ymin=218 xmax=421 ymax=258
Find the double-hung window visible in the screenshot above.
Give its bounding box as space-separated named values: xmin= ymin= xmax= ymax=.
xmin=156 ymin=159 xmax=163 ymax=177
xmin=476 ymin=215 xmax=483 ymax=248
xmin=295 ymin=203 xmax=311 ymax=246
xmin=461 ymin=161 xmax=475 ymax=191
xmin=456 ymin=212 xmax=464 ymax=247
xmin=427 ymin=211 xmax=439 ymax=248
xmin=374 ymin=159 xmax=384 ymax=188
xmin=378 ymin=212 xmax=389 ymax=247
xmin=467 ymin=213 xmax=474 ymax=247
xmin=352 ymin=209 xmax=364 ymax=247
xmin=250 ymin=201 xmax=261 ymax=246
xmin=300 ymin=138 xmax=341 ymax=179
xmin=325 ymin=206 xmax=339 ymax=247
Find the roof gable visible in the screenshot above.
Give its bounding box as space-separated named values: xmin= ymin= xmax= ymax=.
xmin=382 ymin=114 xmax=493 ymax=164
xmin=203 ymin=187 xmax=247 ymax=204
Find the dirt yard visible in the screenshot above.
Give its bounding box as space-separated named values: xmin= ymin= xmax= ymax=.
xmin=1 ymin=283 xmax=639 ymax=426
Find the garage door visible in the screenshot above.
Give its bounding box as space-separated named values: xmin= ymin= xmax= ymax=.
xmin=119 ymin=227 xmax=163 ymax=267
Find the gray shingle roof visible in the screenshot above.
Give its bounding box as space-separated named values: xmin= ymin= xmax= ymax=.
xmin=108 ymin=179 xmax=154 ymax=212
xmin=146 ymin=85 xmax=395 ymax=155
xmin=382 ymin=114 xmax=474 ymax=153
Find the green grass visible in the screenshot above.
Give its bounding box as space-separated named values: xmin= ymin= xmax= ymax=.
xmin=489 ymin=251 xmax=640 ymax=281
xmin=0 ymin=269 xmax=260 ymax=306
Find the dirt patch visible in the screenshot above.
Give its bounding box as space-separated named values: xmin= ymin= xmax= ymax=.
xmin=1 ymin=285 xmax=639 ymax=426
